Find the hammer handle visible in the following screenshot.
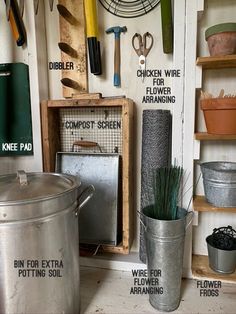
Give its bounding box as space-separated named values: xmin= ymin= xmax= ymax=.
xmin=6 ymin=0 xmax=26 ymax=46
xmin=114 ymin=37 xmax=120 ymax=86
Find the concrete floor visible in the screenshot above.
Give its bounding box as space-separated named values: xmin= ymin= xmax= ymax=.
xmin=80 ymin=266 xmax=236 ymax=314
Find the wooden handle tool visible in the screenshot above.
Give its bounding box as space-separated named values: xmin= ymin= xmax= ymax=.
xmin=5 ymin=0 xmax=26 ymax=46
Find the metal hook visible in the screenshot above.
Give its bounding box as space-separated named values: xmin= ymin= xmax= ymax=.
xmin=34 ymin=0 xmax=39 ymax=15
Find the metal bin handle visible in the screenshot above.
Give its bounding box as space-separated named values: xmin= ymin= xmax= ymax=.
xmin=75 ymin=185 xmax=95 ymax=216
xmin=17 ymin=170 xmax=28 ymax=186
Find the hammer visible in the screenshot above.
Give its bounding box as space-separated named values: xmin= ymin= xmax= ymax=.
xmin=106 ymin=26 xmax=127 ymax=87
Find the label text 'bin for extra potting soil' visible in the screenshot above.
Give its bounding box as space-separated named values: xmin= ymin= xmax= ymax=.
xmin=130 ymin=269 xmax=163 ymax=295
xmin=14 ymin=259 xmax=64 ymax=278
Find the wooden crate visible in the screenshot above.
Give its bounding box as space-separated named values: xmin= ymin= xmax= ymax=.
xmin=40 ymin=97 xmax=134 ymax=254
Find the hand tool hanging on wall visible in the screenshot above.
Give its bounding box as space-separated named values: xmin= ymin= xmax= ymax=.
xmin=160 ymin=0 xmax=173 ymax=53
xmin=19 ymin=0 xmax=24 ymax=17
xmin=132 ymin=32 xmax=154 ymax=82
xmin=84 ymin=0 xmax=102 ymax=75
xmin=5 ymin=0 xmax=26 ymax=46
xmin=57 ymin=0 xmax=88 ymax=97
xmin=57 ymin=4 xmax=79 ymax=25
xmin=106 ymin=26 xmax=127 ymax=87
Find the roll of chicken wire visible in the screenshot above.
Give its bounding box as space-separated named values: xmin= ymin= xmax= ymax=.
xmin=140 ymin=109 xmax=172 ymax=263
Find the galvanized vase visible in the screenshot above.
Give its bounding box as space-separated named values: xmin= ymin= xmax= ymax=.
xmin=142 ymin=206 xmax=192 ymax=312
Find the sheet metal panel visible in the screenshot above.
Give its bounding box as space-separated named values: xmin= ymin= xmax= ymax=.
xmin=56 ymin=152 xmax=121 ymax=245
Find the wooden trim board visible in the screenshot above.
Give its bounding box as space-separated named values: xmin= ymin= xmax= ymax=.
xmin=192 ymin=255 xmax=236 ymax=284
xmin=40 ymin=100 xmax=61 ymax=172
xmin=72 ymin=93 xmax=102 ymax=99
xmin=102 ymin=99 xmax=134 ymax=254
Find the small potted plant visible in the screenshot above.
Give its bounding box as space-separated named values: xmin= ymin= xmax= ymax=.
xmin=141 ymin=165 xmax=193 ymax=312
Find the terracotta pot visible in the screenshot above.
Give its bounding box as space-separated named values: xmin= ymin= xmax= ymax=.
xmin=200 ymin=98 xmax=236 ymax=134
xmin=205 ymin=23 xmax=236 ymax=56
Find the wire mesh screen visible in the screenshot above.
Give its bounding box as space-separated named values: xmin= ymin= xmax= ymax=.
xmin=99 ymin=0 xmax=160 ymax=18
xmin=59 ymin=107 xmax=123 ymax=154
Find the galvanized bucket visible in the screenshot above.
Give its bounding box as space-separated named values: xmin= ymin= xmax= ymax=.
xmin=201 ymin=162 xmax=236 ymax=207
xmin=142 ymin=207 xmax=193 ymax=312
xmin=206 ymin=235 xmax=236 ymax=274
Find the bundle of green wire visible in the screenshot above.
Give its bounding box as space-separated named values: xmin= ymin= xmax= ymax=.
xmin=151 ymin=165 xmax=183 ymax=220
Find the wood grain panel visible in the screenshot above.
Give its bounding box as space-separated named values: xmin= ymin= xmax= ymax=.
xmin=192 ymin=255 xmax=236 ymax=284
xmin=58 ymin=0 xmax=88 ymax=98
xmin=193 ymin=196 xmax=236 ymax=213
xmin=40 ymin=98 xmax=134 ymax=254
xmin=196 ymin=55 xmax=236 ymax=69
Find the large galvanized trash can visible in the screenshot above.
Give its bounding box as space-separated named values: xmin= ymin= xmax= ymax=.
xmin=142 ymin=207 xmax=191 ymax=312
xmin=0 ymin=171 xmax=94 ymax=314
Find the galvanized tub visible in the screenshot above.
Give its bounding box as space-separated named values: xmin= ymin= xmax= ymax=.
xmin=206 ymin=235 xmax=236 ymax=274
xmin=201 ymin=162 xmax=236 ymax=207
xmin=0 ymin=170 xmax=94 ymax=314
xmin=142 ymin=207 xmax=193 ymax=312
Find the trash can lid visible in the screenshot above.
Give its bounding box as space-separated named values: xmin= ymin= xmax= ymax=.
xmin=0 ymin=170 xmax=80 ymax=204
